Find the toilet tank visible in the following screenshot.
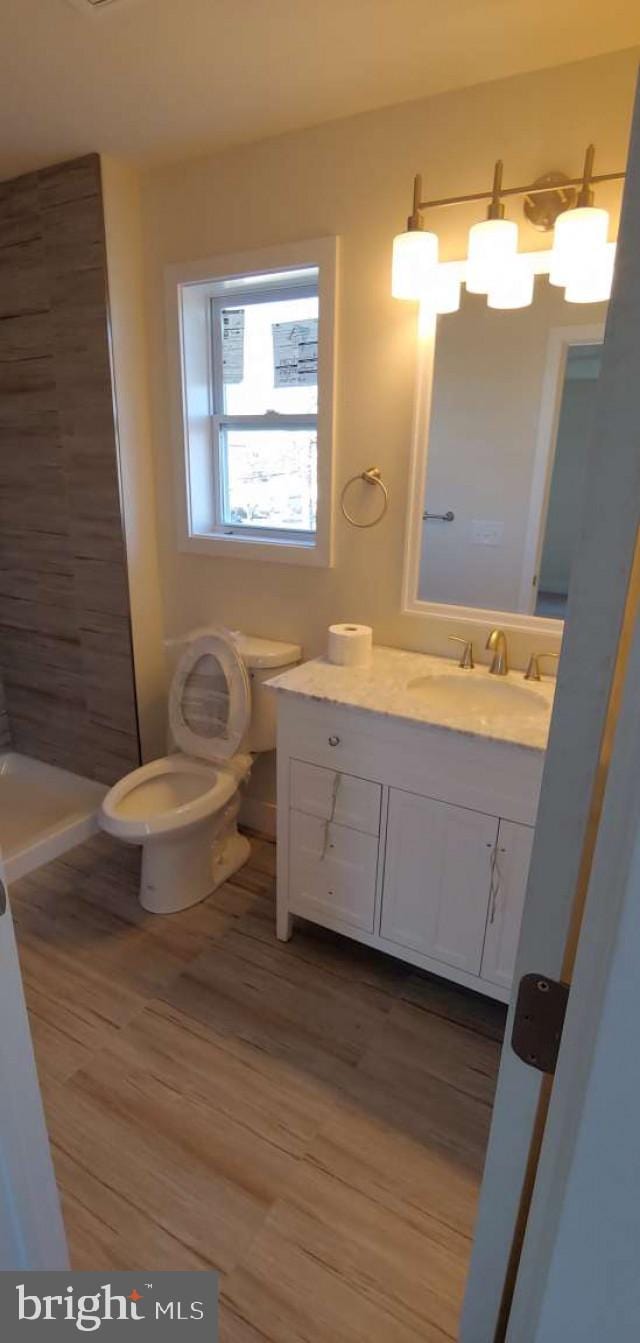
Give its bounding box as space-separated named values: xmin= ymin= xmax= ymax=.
xmin=232 ymin=633 xmax=301 ymax=753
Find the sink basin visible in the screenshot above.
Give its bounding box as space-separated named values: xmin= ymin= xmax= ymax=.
xmin=406 ymin=673 xmax=548 ymax=718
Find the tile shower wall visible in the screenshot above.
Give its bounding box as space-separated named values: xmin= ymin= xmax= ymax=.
xmin=0 ymin=154 xmax=140 ymax=783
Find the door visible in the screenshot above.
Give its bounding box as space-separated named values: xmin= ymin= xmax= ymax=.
xmin=381 ymin=788 xmax=498 ymax=974
xmin=481 ymin=821 xmax=535 ymax=991
xmin=0 ymin=858 xmax=68 ymax=1268
xmin=461 ymin=77 xmax=640 ymax=1342
xmin=517 ymin=324 xmax=604 ymax=615
xmin=506 ymin=588 xmax=640 ymax=1338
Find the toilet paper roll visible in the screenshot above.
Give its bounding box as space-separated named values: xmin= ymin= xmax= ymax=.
xmin=328 ymin=623 xmax=373 ymax=668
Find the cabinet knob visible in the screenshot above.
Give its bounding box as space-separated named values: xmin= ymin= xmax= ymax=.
xmin=328 ymin=735 xmax=340 ymax=747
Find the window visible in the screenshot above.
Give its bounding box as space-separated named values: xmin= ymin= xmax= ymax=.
xmin=168 ymin=239 xmax=337 ymax=566
xmin=213 ymin=282 xmax=318 ymax=536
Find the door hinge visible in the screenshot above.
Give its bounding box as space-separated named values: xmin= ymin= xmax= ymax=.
xmin=511 ymin=973 xmax=570 ymax=1075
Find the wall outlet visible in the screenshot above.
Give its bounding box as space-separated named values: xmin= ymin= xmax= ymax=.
xmin=471 ymin=520 xmax=504 ymax=547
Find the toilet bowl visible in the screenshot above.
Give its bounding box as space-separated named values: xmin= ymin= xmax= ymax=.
xmin=99 ymin=628 xmax=300 ymax=913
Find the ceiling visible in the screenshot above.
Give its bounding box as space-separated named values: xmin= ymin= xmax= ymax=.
xmin=1 ymin=0 xmax=639 ymax=181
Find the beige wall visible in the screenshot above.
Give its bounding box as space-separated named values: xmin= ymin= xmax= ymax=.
xmin=139 ymin=48 xmax=638 ymax=819
xmin=101 ymin=156 xmax=167 ymax=762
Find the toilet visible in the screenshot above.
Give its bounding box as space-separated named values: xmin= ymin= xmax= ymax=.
xmin=99 ymin=629 xmax=300 ymax=914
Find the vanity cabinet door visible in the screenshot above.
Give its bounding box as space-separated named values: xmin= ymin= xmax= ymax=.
xmin=289 ymin=810 xmax=379 ymax=933
xmin=480 ymin=819 xmax=534 ymax=990
xmin=381 ymin=788 xmax=498 ymax=974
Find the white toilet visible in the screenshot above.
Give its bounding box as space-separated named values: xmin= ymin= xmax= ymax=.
xmin=99 ymin=628 xmax=300 ymax=914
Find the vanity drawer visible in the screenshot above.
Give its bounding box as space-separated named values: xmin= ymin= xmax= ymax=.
xmin=290 ymin=759 xmax=381 ymax=835
xmin=288 ymin=810 xmax=379 ymax=932
xmin=280 ymin=702 xmax=383 ymax=780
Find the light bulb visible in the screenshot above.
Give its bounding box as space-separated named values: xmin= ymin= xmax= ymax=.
xmin=549 ymin=206 xmax=609 ymax=287
xmin=564 ymin=242 xmax=616 ymax=304
xmin=466 ymin=218 xmax=518 ymax=295
xmin=487 ymin=255 xmax=534 ymax=310
xmin=391 ymin=229 xmax=439 ymax=300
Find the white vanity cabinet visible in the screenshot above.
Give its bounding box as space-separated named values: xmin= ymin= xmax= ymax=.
xmin=274 ymin=689 xmax=545 ymax=1004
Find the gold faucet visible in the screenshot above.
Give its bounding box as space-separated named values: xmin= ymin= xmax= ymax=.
xmin=524 ymin=651 xmax=560 ymax=681
xmin=448 ymin=636 xmax=474 ymax=669
xmin=486 ymin=628 xmax=508 ymax=676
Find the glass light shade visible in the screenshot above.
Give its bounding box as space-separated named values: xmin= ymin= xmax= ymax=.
xmin=428 ymin=265 xmax=461 ymax=314
xmin=465 ymin=218 xmax=518 ymax=294
xmin=391 ymin=229 xmax=439 ymax=300
xmin=549 ymin=206 xmax=609 ymax=287
xmin=487 ymin=255 xmax=534 ymax=310
xmin=564 ymin=241 xmax=616 ymax=304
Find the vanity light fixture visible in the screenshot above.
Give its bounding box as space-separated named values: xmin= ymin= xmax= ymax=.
xmin=547 ymin=145 xmax=611 ymax=303
xmin=393 ymin=145 xmax=625 ymax=313
xmin=466 ymin=162 xmax=519 ymax=295
xmin=391 ymin=174 xmax=439 ymax=300
xmin=549 ymin=145 xmax=610 ymax=291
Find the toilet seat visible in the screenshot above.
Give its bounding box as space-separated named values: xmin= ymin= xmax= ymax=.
xmin=169 ymin=630 xmax=251 ymax=763
xmin=100 ymin=755 xmax=239 ymax=842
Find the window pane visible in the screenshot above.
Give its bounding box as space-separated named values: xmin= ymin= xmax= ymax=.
xmin=222 ymin=428 xmax=317 ymax=533
xmin=219 ymin=294 xmax=318 ymax=416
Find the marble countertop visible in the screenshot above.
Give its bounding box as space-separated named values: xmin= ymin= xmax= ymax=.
xmin=267 ymin=645 xmax=555 ymax=752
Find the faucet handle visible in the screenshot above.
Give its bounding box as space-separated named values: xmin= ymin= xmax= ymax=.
xmin=449 ymin=636 xmax=474 ymax=669
xmin=524 ymin=651 xmax=560 ymax=682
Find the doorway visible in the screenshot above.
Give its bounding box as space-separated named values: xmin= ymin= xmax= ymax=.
xmin=535 ymin=342 xmax=604 ymax=617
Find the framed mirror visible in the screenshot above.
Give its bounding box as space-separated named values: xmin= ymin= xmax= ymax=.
xmin=402 ymin=262 xmax=608 ymax=632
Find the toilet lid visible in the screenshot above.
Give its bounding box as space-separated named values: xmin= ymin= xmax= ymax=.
xmin=169 ymin=630 xmax=251 ymax=762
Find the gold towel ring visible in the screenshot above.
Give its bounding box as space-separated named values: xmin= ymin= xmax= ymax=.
xmin=340 ymin=466 xmax=389 ymax=529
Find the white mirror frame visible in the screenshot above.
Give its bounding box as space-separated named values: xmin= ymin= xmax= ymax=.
xmin=401 ymin=251 xmax=609 ymax=635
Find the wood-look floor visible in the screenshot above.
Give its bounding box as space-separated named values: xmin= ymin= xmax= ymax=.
xmin=11 ymin=833 xmax=506 ymax=1342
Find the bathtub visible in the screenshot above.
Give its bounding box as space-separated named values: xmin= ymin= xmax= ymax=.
xmin=0 ymin=752 xmax=107 ymax=883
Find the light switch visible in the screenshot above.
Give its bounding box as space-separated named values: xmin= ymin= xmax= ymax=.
xmin=472 ymin=520 xmax=504 ymax=546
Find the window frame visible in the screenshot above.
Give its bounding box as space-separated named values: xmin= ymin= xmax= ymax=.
xmin=166 ymin=238 xmax=337 ymax=567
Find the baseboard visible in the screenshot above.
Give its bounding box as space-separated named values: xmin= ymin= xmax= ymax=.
xmin=239 ymin=796 xmax=277 ymax=841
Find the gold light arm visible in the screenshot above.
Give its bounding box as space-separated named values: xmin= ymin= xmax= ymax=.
xmin=413 ymin=146 xmax=624 ymax=215
xmin=407 ymin=173 xmax=424 ymax=230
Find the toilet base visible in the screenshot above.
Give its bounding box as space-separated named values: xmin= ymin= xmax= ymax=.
xmin=140 ymin=818 xmax=251 ymax=915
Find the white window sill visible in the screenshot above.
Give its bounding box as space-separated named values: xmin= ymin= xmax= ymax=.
xmin=180 ymin=530 xmax=331 ymax=567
